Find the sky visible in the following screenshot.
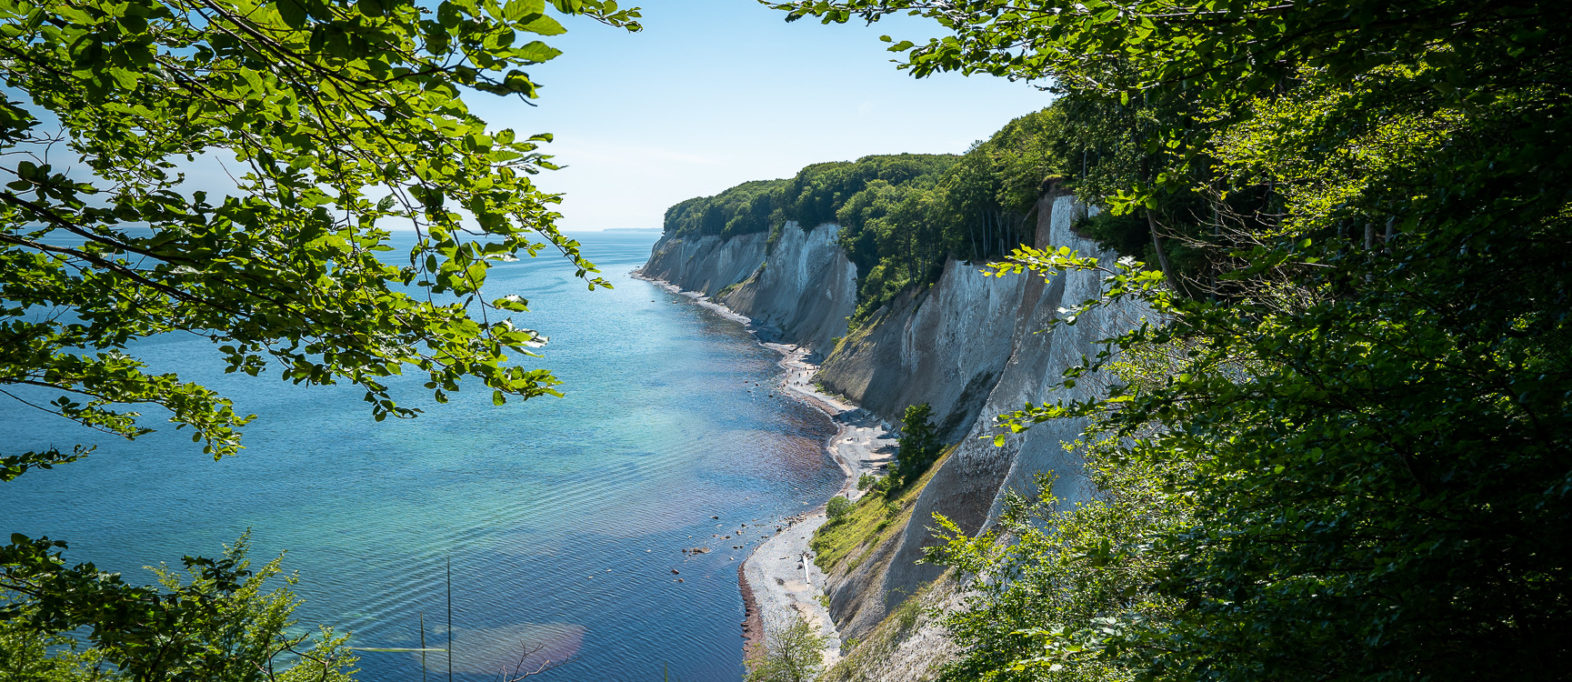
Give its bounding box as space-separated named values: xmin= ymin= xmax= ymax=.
xmin=486 ymin=0 xmax=1054 ymax=230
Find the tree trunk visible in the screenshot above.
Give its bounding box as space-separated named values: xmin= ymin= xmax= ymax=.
xmin=991 ymin=208 xmax=1003 ymax=256
xmin=1148 ymin=209 xmax=1181 ymax=292
xmin=968 ymin=215 xmax=981 ymax=262
xmin=1017 ymin=201 xmax=1042 ymax=249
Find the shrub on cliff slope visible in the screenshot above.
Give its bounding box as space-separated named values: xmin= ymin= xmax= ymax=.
xmin=892 ymin=403 xmax=941 ymax=488
xmin=827 ymin=495 xmax=855 ymax=522
xmin=745 ymin=616 xmax=826 ymax=682
xmin=812 ymin=445 xmax=953 ymax=575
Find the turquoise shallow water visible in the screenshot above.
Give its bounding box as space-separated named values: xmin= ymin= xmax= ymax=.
xmin=0 ymin=230 xmax=841 ymax=680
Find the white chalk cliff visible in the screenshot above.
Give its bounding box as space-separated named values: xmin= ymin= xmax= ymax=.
xmin=636 ymin=192 xmax=1151 ymax=652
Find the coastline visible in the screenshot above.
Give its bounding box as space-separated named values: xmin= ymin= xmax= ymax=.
xmin=631 ymin=270 xmax=895 ymax=669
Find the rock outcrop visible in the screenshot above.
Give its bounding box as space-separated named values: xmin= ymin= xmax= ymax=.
xmin=834 ymin=194 xmax=1150 ymax=639
xmin=718 ymin=222 xmax=858 ymax=357
xmin=636 ymin=222 xmax=858 ymax=358
xmin=815 ymin=257 xmax=1025 ymax=443
xmin=635 ymin=230 xmax=767 ymax=298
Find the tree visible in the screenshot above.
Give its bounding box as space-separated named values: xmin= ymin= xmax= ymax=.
xmin=1 ymin=614 xmax=112 ymax=681
xmin=775 ymin=0 xmax=1572 ymax=679
xmin=826 ymin=494 xmax=853 ymax=522
xmin=927 ymin=341 xmax=1194 ymax=682
xmin=745 ymin=615 xmax=826 ymax=682
xmin=892 ymin=402 xmax=939 ymax=486
xmin=1 ymin=0 xmax=640 ymax=674
xmin=3 ymin=534 xmax=358 ymax=681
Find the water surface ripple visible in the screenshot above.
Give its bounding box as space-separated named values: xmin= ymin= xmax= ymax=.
xmin=0 ymin=231 xmax=840 ymax=680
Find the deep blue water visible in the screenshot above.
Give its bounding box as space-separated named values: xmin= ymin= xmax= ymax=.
xmin=0 ymin=230 xmax=840 ymax=680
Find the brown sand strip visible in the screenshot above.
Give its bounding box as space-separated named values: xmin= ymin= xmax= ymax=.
xmin=739 ymin=561 xmax=765 ymax=657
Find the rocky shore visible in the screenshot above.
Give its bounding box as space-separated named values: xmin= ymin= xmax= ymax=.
xmin=631 ymin=272 xmax=895 ymax=668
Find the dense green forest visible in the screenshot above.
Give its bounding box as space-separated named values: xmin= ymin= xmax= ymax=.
xmin=664 ymin=98 xmax=1210 ymax=323
xmin=776 ymin=0 xmax=1572 ymax=680
xmin=663 ymin=97 xmax=1212 ymax=325
xmin=660 ymin=153 xmax=956 ymax=241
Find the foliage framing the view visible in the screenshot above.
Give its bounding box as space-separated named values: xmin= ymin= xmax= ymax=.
xmin=3 ymin=534 xmax=357 ymax=681
xmin=775 ymin=0 xmax=1572 ymax=680
xmin=2 ymin=0 xmax=638 ymax=676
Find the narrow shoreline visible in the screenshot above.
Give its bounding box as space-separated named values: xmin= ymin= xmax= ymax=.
xmin=738 ymin=562 xmax=764 ymax=654
xmin=631 ymin=270 xmax=894 ymax=669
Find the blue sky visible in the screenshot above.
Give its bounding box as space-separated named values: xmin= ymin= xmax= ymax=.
xmin=488 ymin=0 xmax=1053 ymax=230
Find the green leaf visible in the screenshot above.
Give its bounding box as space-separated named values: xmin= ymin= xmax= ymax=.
xmin=278 ymin=0 xmax=308 ymax=28
xmin=505 ymin=0 xmax=546 ymax=21
xmin=516 ymin=40 xmax=561 ymax=63
xmin=520 ymin=12 xmax=565 ymax=35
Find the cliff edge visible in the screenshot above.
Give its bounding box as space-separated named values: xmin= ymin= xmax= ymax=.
xmin=637 ymin=193 xmax=1151 ymax=676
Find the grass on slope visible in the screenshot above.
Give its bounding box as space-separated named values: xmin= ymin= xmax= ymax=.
xmin=811 ymin=445 xmax=955 ymax=574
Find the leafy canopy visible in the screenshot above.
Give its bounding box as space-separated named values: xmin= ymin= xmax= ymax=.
xmin=660 ymin=152 xmax=957 ymax=241
xmin=1 ymin=0 xmax=640 ymax=478
xmin=2 ymin=0 xmax=638 ymax=675
xmin=2 ymin=533 xmax=358 ymax=681
xmin=774 ymin=0 xmax=1572 ymax=679
xmin=891 ymin=402 xmax=939 ymax=487
xmin=745 ymin=615 xmax=827 ymax=682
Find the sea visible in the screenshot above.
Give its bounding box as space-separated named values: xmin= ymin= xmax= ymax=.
xmin=0 ymin=229 xmax=841 ymax=680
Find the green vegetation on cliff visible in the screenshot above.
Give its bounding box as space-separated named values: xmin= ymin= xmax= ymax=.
xmin=663 ymin=108 xmax=1078 ymax=321
xmin=660 ymin=153 xmax=957 ymax=240
xmin=661 ymin=100 xmax=1172 ymax=323
xmin=664 ymin=178 xmax=793 ymax=241
xmin=745 ymin=615 xmax=827 ymax=682
xmin=777 ymin=0 xmax=1572 ymax=680
xmin=889 ymin=403 xmax=940 ymax=488
xmin=812 ymin=444 xmax=953 ymax=575
xmin=835 ymin=108 xmax=1068 ymax=318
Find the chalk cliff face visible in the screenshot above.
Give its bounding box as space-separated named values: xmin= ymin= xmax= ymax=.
xmin=815 ymin=258 xmax=1026 ymax=443
xmin=635 ymin=223 xmax=859 ymax=357
xmin=846 ymin=195 xmax=1150 ymax=638
xmin=719 ymin=222 xmax=859 ymax=356
xmin=638 ymin=193 xmax=1150 ymax=644
xmin=635 ymin=230 xmax=767 ymax=298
